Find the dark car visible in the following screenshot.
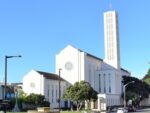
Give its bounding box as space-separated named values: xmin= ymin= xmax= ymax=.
xmin=128 ymin=106 xmax=136 ymax=112
xmin=0 ymin=100 xmax=11 ymax=111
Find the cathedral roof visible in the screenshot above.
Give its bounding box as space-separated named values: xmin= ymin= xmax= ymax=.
xmin=121 ymin=68 xmax=130 ymax=74
xmin=86 ymin=53 xmax=103 ymax=61
xmin=62 ymin=45 xmax=103 ymax=62
xmin=77 ymin=47 xmax=103 ymax=61
xmin=36 ymin=70 xmax=65 ymax=81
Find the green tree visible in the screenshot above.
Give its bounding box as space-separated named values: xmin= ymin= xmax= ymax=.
xmin=147 ymin=69 xmax=150 ymax=75
xmin=24 ymin=93 xmax=49 ymax=108
xmin=143 ymin=68 xmax=150 ymax=85
xmin=17 ymin=90 xmax=27 ymax=110
xmin=122 ymin=76 xmax=150 ymax=106
xmin=63 ymin=81 xmax=97 ymax=111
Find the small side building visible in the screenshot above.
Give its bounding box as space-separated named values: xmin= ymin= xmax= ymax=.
xmin=23 ymin=69 xmax=70 ymax=108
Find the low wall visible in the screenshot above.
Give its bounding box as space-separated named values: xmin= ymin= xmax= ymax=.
xmin=28 ymin=110 xmax=59 ymax=113
xmin=28 ymin=107 xmax=59 ymax=113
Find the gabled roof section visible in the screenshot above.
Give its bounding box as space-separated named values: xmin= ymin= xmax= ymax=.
xmin=58 ymin=44 xmax=76 ymax=54
xmin=86 ymin=53 xmax=103 ymax=61
xmin=36 ymin=70 xmax=65 ymax=81
xmin=78 ymin=48 xmax=103 ymax=61
xmin=121 ymin=68 xmax=130 ymax=74
xmin=63 ymin=44 xmax=103 ymax=61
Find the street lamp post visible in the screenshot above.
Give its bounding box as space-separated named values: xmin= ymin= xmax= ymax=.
xmin=4 ymin=55 xmax=21 ymax=113
xmin=123 ymin=81 xmax=135 ymax=108
xmin=58 ymin=68 xmax=62 ymax=113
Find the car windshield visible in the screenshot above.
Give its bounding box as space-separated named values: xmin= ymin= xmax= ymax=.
xmin=118 ymin=108 xmax=124 ymax=110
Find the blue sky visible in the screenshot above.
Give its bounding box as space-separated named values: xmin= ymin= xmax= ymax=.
xmin=0 ymin=0 xmax=150 ymax=83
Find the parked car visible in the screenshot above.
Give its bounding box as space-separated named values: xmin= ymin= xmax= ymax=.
xmin=117 ymin=108 xmax=128 ymax=113
xmin=127 ymin=106 xmax=136 ymax=112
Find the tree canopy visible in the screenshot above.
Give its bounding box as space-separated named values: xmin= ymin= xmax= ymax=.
xmin=143 ymin=68 xmax=150 ymax=85
xmin=24 ymin=93 xmax=49 ymax=107
xmin=147 ymin=69 xmax=150 ymax=75
xmin=63 ymin=81 xmax=98 ymax=111
xmin=122 ymin=76 xmax=150 ymax=106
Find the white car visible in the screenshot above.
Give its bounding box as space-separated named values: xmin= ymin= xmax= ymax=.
xmin=117 ymin=108 xmax=128 ymax=113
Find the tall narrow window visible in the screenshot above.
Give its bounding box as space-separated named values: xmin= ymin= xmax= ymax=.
xmin=56 ymin=86 xmax=58 ymax=102
xmin=104 ymin=74 xmax=106 ymax=93
xmin=47 ymin=85 xmax=49 ymax=99
xmin=109 ymin=74 xmax=111 ymax=93
xmin=61 ymin=86 xmax=63 ymax=97
xmin=52 ymin=85 xmax=54 ymax=103
xmin=99 ymin=74 xmax=101 ymax=92
xmin=88 ymin=64 xmax=91 ymax=83
xmin=63 ymin=86 xmax=66 ymax=94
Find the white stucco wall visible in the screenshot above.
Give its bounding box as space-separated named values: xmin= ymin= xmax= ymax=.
xmin=115 ymin=71 xmax=122 ymax=94
xmin=55 ymin=45 xmax=124 ymax=95
xmin=84 ymin=54 xmax=102 ymax=90
xmin=97 ymin=93 xmax=121 ymax=111
xmin=56 ymin=45 xmax=103 ymax=89
xmin=23 ymin=70 xmax=44 ymax=95
xmin=99 ymin=70 xmax=116 ymax=94
xmin=55 ymin=44 xmax=131 ymax=108
xmin=56 ymin=45 xmax=86 ymax=85
xmin=44 ymin=78 xmax=67 ymax=108
xmin=23 ymin=69 xmax=68 ymax=108
xmin=95 ymin=61 xmax=123 ymax=95
xmin=106 ymin=94 xmax=121 ymax=106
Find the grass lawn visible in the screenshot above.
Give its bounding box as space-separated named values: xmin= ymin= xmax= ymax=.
xmin=7 ymin=112 xmax=26 ymax=113
xmin=7 ymin=111 xmax=81 ymax=113
xmin=61 ymin=111 xmax=81 ymax=113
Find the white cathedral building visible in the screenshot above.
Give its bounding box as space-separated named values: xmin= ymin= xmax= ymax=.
xmin=23 ymin=10 xmax=130 ymax=110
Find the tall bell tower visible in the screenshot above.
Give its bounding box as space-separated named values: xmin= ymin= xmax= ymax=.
xmin=104 ymin=11 xmax=120 ymax=69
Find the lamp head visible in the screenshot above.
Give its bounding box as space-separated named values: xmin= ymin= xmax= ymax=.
xmin=131 ymin=81 xmax=135 ymax=83
xmin=6 ymin=55 xmax=22 ymax=58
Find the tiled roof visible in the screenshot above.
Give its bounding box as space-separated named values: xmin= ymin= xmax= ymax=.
xmin=121 ymin=68 xmax=130 ymax=74
xmin=86 ymin=53 xmax=103 ymax=61
xmin=36 ymin=71 xmax=65 ymax=81
xmin=78 ymin=49 xmax=103 ymax=61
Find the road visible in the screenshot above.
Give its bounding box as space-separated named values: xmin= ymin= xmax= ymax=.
xmin=130 ymin=108 xmax=150 ymax=113
xmin=110 ymin=108 xmax=150 ymax=113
